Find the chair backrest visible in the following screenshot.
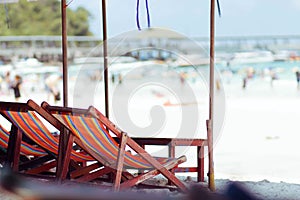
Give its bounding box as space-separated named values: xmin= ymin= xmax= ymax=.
xmin=0 ymin=124 xmax=46 ymax=156
xmin=0 ymin=101 xmax=91 ymax=161
xmin=42 ymin=102 xmax=171 ymax=169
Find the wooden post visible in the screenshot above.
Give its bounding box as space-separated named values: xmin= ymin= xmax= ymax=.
xmin=102 ymin=0 xmax=109 ymax=118
xmin=208 ymin=0 xmax=216 ymax=191
xmin=61 ymin=0 xmax=68 ymax=107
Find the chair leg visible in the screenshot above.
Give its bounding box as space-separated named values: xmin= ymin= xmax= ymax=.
xmin=113 ymin=133 xmax=127 ymax=191
xmin=6 ymin=126 xmax=22 ymax=171
xmin=120 ymin=156 xmax=186 ymax=191
xmin=168 ymin=143 xmax=175 ymax=185
xmin=56 ymin=128 xmax=73 ymax=182
xmin=127 ymin=137 xmax=188 ymax=192
xmin=198 ymin=146 xmax=205 ymax=182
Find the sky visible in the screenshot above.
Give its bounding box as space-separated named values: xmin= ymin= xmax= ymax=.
xmin=68 ymin=0 xmax=300 ymax=38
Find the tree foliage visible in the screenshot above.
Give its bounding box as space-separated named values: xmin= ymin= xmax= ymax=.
xmin=0 ymin=0 xmax=92 ymax=36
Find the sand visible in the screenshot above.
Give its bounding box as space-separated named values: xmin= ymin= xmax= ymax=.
xmin=1 ymin=66 xmax=300 ymax=199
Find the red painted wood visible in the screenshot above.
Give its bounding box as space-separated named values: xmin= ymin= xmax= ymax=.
xmin=26 ymin=160 xmax=56 ymax=174
xmin=71 ymin=163 xmax=102 ymax=179
xmin=76 ymin=167 xmax=113 ymax=182
xmin=113 ymin=133 xmax=127 ymax=191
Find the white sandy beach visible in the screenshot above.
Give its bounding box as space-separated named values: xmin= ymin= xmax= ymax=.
xmin=1 ymin=63 xmax=300 ymax=199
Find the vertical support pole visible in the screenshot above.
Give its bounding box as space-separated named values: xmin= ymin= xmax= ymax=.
xmin=208 ymin=0 xmax=216 ymax=191
xmin=61 ymin=0 xmax=68 ymax=107
xmin=197 ymin=146 xmax=205 ymax=182
xmin=102 ymin=0 xmax=109 ymax=118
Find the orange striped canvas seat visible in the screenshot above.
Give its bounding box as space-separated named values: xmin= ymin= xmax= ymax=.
xmin=0 ymin=124 xmax=46 ymax=157
xmin=1 ymin=110 xmax=92 ymax=162
xmin=54 ymin=113 xmax=174 ymax=169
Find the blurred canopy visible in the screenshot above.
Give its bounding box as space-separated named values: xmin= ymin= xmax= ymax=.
xmin=0 ymin=0 xmax=92 ymax=36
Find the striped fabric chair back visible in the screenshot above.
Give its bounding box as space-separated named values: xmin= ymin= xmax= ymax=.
xmin=54 ymin=113 xmax=172 ymax=169
xmin=0 ymin=124 xmax=46 ymax=156
xmin=1 ymin=110 xmax=92 ymax=161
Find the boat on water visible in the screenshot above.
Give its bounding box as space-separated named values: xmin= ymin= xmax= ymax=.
xmin=170 ymin=54 xmax=210 ymax=67
xmin=12 ymin=58 xmax=43 ymax=68
xmin=0 ymin=58 xmax=61 ymax=77
xmin=228 ymin=51 xmax=274 ymax=66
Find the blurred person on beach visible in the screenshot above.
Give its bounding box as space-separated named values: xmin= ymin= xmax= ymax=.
xmin=222 ymin=69 xmax=233 ymax=84
xmin=216 ymin=79 xmax=221 ymax=91
xmin=180 ymin=72 xmax=186 ymax=86
xmin=269 ymin=68 xmax=278 ymax=87
xmin=246 ymin=67 xmax=255 ymax=79
xmin=10 ymin=75 xmax=22 ymax=101
xmin=111 ymin=73 xmax=115 ymax=84
xmin=118 ymin=73 xmax=123 ymax=84
xmin=296 ymin=70 xmax=300 ymax=89
xmin=242 ymin=67 xmax=255 ymax=90
xmin=45 ymin=74 xmax=62 ymax=104
xmin=0 ymin=75 xmax=2 ymax=92
xmin=4 ymin=71 xmax=12 ymax=95
xmin=242 ymin=77 xmax=247 ymax=89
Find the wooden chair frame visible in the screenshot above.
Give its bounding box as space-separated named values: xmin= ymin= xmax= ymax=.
xmin=41 ymin=101 xmax=208 ymax=192
xmin=0 ymin=100 xmax=91 ymax=180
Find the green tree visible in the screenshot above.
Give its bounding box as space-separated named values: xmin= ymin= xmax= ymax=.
xmin=0 ymin=0 xmax=92 ymax=36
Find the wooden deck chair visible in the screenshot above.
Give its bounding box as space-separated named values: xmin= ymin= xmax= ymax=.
xmin=0 ymin=101 xmax=93 ymax=179
xmin=41 ymin=102 xmax=188 ymax=192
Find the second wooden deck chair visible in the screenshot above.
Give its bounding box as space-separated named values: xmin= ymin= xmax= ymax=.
xmin=41 ymin=102 xmax=188 ymax=192
xmin=0 ymin=101 xmax=93 ymax=179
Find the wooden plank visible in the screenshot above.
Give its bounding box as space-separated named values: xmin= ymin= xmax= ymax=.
xmin=127 ymin=137 xmax=188 ymax=192
xmin=28 ymin=100 xmax=64 ymax=130
xmin=26 ymin=160 xmax=56 ymax=174
xmin=198 ymin=146 xmax=205 ymax=182
xmin=41 ymin=101 xmax=91 ymax=116
xmin=76 ymin=167 xmax=113 ymax=182
xmin=174 ymin=167 xmax=198 ymax=173
xmin=70 ymin=162 xmax=102 ymax=179
xmin=0 ymin=101 xmax=32 ymax=112
xmin=56 ymin=128 xmax=73 ymax=182
xmin=168 ymin=143 xmax=175 ymax=185
xmin=120 ymin=155 xmax=185 ymax=190
xmin=19 ymin=155 xmax=55 ymax=171
xmin=113 ymin=133 xmax=127 ymax=191
xmin=207 ymin=119 xmax=215 ymax=190
xmin=13 ymin=129 xmax=22 ymax=171
xmin=126 ymin=138 xmax=207 ymax=146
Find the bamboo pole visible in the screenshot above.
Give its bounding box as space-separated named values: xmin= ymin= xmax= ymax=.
xmin=102 ymin=0 xmax=109 ymax=118
xmin=207 ymin=0 xmax=216 ymax=191
xmin=61 ymin=0 xmax=68 ymax=107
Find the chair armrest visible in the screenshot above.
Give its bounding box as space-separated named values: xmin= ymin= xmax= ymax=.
xmin=113 ymin=137 xmax=207 ymax=146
